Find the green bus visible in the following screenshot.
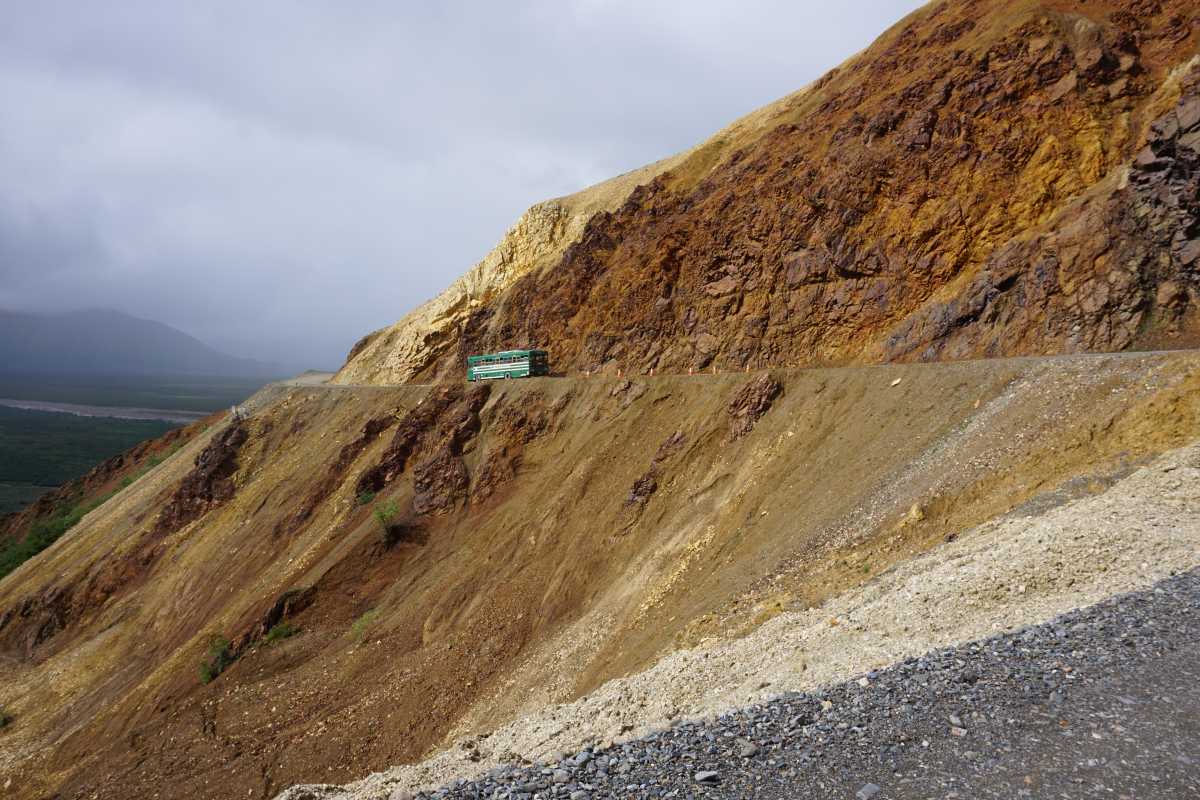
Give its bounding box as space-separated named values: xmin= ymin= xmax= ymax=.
xmin=467 ymin=349 xmax=550 ymax=381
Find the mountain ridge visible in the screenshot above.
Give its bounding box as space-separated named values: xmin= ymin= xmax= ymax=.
xmin=0 ymin=308 xmax=284 ymax=378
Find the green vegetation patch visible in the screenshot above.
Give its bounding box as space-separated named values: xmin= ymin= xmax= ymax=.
xmin=119 ymin=443 xmax=183 ymax=489
xmin=0 ymin=490 xmax=117 ymax=581
xmin=199 ymin=635 xmax=235 ymax=684
xmin=263 ymin=621 xmax=300 ymax=646
xmin=348 ymin=609 xmax=378 ymax=640
xmin=0 ymin=430 xmax=189 ymax=582
xmin=0 ymin=405 xmax=176 ymax=486
xmin=373 ymin=498 xmax=400 ymax=528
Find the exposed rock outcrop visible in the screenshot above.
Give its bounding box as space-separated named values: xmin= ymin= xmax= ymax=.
xmin=277 ymin=415 xmax=396 ymax=537
xmin=232 ymin=587 xmax=317 ymax=653
xmin=356 ymin=384 xmax=492 ymax=515
xmin=350 ymin=2 xmax=1200 ymax=383
xmin=625 ymin=471 xmax=659 ymax=507
xmin=0 ymin=584 xmax=73 ymax=658
xmin=626 ymin=431 xmax=687 ymax=507
xmin=885 ymin=63 xmax=1200 ymax=360
xmin=470 ymin=393 xmax=556 ymax=504
xmin=355 ymin=388 xmax=473 ymax=495
xmin=727 ymin=375 xmax=783 ymax=441
xmin=334 ymin=74 xmax=800 ymax=386
xmin=154 ymin=423 xmax=249 ymax=535
xmin=334 ymin=202 xmax=577 ymax=385
xmin=411 ymin=386 xmax=491 ymax=515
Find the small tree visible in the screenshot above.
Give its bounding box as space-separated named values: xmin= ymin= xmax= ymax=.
xmin=263 ymin=621 xmax=299 ymax=645
xmin=348 ymin=609 xmax=378 ymax=640
xmin=373 ymin=499 xmax=400 ymax=532
xmin=199 ymin=635 xmax=235 ymax=684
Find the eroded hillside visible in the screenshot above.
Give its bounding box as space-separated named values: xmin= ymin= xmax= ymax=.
xmin=339 ymin=0 xmax=1200 ymax=385
xmin=4 ymin=2 xmax=1200 ymax=798
xmin=2 ymin=352 xmax=1200 ymax=799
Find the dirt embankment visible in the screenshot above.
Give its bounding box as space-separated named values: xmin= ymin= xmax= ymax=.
xmin=305 ymin=439 xmax=1200 ymax=800
xmin=2 ymin=352 xmax=1200 ymax=800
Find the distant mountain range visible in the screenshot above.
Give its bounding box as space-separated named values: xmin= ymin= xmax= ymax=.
xmin=0 ymin=309 xmax=284 ymax=377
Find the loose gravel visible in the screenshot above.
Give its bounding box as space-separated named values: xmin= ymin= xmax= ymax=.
xmin=289 ymin=569 xmax=1200 ymax=799
xmin=281 ymin=440 xmax=1200 ymax=800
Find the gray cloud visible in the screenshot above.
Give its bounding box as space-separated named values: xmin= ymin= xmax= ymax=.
xmin=0 ymin=0 xmax=925 ymax=369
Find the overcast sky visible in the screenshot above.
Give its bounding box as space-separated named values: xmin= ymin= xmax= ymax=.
xmin=0 ymin=0 xmax=925 ymax=369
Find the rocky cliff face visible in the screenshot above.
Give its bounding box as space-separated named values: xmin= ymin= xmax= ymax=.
xmin=344 ymin=0 xmax=1199 ymax=384
xmin=333 ymin=147 xmax=708 ymax=386
xmin=333 ymin=201 xmax=580 ymax=385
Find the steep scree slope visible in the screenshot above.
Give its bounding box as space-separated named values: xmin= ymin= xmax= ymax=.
xmin=339 ymin=0 xmax=1200 ymax=384
xmin=2 ymin=353 xmax=1200 ymax=799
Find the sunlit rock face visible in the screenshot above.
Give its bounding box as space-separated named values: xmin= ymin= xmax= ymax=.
xmin=345 ymin=2 xmax=1200 ymax=385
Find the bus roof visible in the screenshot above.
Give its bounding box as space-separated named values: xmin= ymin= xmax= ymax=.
xmin=466 ymin=349 xmax=547 ymax=363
